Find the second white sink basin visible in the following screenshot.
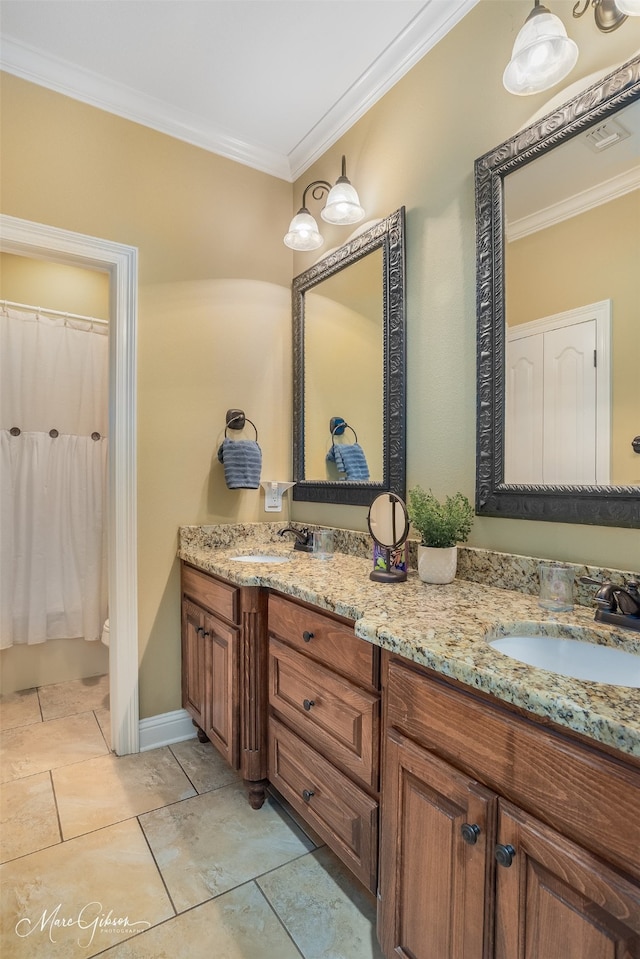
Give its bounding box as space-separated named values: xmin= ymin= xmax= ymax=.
xmin=488 ymin=633 xmax=640 ymax=687
xmin=229 ymin=554 xmax=289 ymax=564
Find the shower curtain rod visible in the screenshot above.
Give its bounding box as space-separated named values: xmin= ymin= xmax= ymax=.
xmin=0 ymin=299 xmax=108 ymax=328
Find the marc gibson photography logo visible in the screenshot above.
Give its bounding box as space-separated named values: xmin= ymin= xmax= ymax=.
xmin=15 ymin=901 xmax=151 ymax=948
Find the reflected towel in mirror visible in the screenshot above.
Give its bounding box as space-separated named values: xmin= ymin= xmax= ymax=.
xmin=217 ymin=438 xmax=262 ymax=489
xmin=326 ymin=443 xmax=370 ymax=481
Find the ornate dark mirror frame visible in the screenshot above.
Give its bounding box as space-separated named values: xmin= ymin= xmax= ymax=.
xmin=475 ymin=56 xmax=640 ymax=528
xmin=292 ymin=206 xmax=406 ymax=506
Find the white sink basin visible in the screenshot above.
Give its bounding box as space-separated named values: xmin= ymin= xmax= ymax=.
xmin=229 ymin=554 xmax=290 ymax=564
xmin=488 ymin=633 xmax=640 ymax=687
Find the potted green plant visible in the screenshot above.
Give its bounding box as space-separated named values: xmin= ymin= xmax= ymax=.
xmin=407 ymin=486 xmax=474 ymax=583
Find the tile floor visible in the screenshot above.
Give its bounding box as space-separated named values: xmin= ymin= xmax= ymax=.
xmin=0 ymin=675 xmax=383 ymax=958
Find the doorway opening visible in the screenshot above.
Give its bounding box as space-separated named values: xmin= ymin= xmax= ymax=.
xmin=0 ymin=214 xmax=139 ymax=755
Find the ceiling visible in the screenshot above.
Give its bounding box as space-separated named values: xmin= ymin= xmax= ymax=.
xmin=0 ymin=0 xmax=478 ymax=182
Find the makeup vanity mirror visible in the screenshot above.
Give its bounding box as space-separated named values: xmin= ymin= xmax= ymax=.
xmin=368 ymin=492 xmax=409 ymax=583
xmin=292 ymin=207 xmax=406 ymax=506
xmin=475 ymin=55 xmax=640 ymax=527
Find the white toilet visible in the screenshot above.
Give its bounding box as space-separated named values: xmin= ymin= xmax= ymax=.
xmin=101 ymin=619 xmax=110 ymax=647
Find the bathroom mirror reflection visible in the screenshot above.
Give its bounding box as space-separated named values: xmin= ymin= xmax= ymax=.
xmin=475 ymin=55 xmax=640 ymax=527
xmin=292 ymin=208 xmax=406 ymax=506
xmin=503 ymin=97 xmax=639 ymax=488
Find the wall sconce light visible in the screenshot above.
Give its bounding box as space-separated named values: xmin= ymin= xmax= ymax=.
xmin=573 ymin=0 xmax=640 ymax=32
xmin=283 ymin=155 xmax=365 ymax=251
xmin=503 ymin=1 xmax=579 ymax=95
xmin=504 ymin=0 xmax=638 ymax=96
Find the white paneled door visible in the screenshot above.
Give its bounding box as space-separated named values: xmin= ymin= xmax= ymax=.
xmin=505 ymin=301 xmax=611 ymax=486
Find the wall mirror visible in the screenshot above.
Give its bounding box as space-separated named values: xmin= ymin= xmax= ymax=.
xmin=475 ymin=55 xmax=639 ymax=528
xmin=292 ymin=207 xmax=406 ymax=506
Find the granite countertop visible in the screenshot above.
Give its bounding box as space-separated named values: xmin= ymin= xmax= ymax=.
xmin=178 ymin=527 xmax=640 ymax=760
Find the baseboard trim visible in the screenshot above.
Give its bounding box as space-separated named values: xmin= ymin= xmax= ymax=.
xmin=138 ymin=708 xmax=197 ymax=752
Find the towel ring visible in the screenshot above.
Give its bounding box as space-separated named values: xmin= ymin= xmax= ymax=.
xmin=225 ymin=417 xmax=258 ymax=441
xmin=331 ymin=422 xmax=358 ymax=443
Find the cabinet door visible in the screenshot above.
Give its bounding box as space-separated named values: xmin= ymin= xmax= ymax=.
xmin=495 ymin=801 xmax=640 ymax=959
xmin=378 ymin=729 xmax=495 ymax=959
xmin=182 ymin=598 xmax=205 ymax=728
xmin=203 ymin=613 xmax=239 ymax=769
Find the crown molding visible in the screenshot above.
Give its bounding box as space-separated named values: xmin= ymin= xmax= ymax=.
xmin=288 ymin=0 xmax=480 ymax=180
xmin=0 ymin=37 xmax=291 ymax=179
xmin=506 ymin=167 xmax=640 ymax=240
xmin=1 ymin=0 xmax=479 ymax=182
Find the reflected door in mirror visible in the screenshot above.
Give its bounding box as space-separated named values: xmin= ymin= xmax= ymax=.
xmin=505 ymin=302 xmax=611 ymax=485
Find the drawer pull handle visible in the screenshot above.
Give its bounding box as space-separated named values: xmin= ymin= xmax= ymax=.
xmin=302 ymin=789 xmax=315 ymax=802
xmin=303 ymin=699 xmax=315 ymax=711
xmin=461 ymin=822 xmax=481 ymax=845
xmin=495 ymin=843 xmax=516 ymax=868
xmin=302 ymin=630 xmax=314 ymax=642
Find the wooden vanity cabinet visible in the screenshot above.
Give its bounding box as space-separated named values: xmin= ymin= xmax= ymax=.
xmin=267 ymin=593 xmax=381 ymax=892
xmin=181 ymin=562 xmax=269 ymax=806
xmin=378 ymin=651 xmax=640 ymax=959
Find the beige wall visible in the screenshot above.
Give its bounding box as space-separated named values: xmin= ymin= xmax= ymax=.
xmin=506 ymin=192 xmax=640 ymax=485
xmin=289 ymin=0 xmax=640 ymax=570
xmin=1 ymin=1 xmax=639 ymax=715
xmin=1 ymin=253 xmax=110 ymax=318
xmin=1 ymin=72 xmax=293 ymax=717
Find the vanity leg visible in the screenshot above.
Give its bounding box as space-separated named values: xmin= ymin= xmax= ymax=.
xmin=246 ymin=779 xmax=268 ymax=810
xmin=192 ymin=721 xmax=209 ymax=744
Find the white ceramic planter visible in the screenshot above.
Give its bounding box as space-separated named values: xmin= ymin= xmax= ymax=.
xmin=417 ymin=545 xmax=457 ymax=584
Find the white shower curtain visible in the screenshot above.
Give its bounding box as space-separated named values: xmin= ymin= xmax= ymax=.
xmin=0 ymin=306 xmax=109 ymax=647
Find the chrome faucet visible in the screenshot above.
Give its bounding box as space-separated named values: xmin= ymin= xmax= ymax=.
xmin=580 ymin=576 xmax=640 ymax=632
xmin=278 ymin=526 xmax=313 ymax=553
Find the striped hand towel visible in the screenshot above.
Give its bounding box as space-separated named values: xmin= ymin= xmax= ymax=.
xmin=326 ymin=443 xmax=370 ymax=481
xmin=217 ymin=438 xmax=262 ymax=489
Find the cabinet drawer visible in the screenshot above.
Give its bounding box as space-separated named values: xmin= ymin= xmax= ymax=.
xmin=182 ymin=564 xmax=239 ymax=624
xmin=268 ymin=593 xmax=377 ymax=690
xmin=269 ymin=716 xmax=378 ymax=893
xmin=270 ymin=637 xmax=379 ymax=790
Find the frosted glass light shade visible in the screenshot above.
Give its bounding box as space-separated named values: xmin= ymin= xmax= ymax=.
xmin=321 ymin=180 xmax=365 ymax=225
xmin=615 ymin=0 xmax=640 ymax=14
xmin=283 ymin=209 xmax=324 ymax=251
xmin=503 ymin=10 xmax=578 ymax=95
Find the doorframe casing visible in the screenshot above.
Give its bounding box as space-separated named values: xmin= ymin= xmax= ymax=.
xmin=0 ymin=214 xmax=139 ymax=754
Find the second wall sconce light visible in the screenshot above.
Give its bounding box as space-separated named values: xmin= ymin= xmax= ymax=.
xmin=504 ymin=0 xmax=639 ymax=97
xmin=284 ymin=155 xmax=365 ymax=251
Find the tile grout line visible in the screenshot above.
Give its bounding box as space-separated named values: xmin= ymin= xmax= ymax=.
xmin=136 ymin=812 xmax=179 ymax=918
xmin=167 ymin=742 xmax=206 ymax=795
xmin=35 ymin=684 xmax=45 ymax=723
xmin=252 ymin=880 xmax=307 ymax=959
xmin=48 ymin=767 xmax=64 ymax=848
xmin=94 ymin=707 xmax=112 ymax=753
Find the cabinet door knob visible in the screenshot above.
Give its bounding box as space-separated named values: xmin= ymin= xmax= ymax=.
xmin=495 ymin=843 xmax=516 ymax=867
xmin=303 ymin=699 xmax=315 ymax=711
xmin=302 ymin=789 xmax=315 ymax=802
xmin=203 ymin=631 xmax=210 ymax=638
xmin=302 ymin=630 xmax=314 ymax=642
xmin=461 ymin=822 xmax=481 ymax=845
xmin=196 ymin=626 xmax=204 ymax=635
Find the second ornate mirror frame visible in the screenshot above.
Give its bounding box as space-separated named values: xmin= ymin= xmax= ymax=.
xmin=292 ymin=207 xmax=406 ymax=506
xmin=475 ymin=56 xmax=640 ymax=528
